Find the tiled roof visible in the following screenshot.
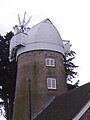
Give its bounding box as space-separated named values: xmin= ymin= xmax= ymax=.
xmin=34 ymin=82 xmax=90 ymax=120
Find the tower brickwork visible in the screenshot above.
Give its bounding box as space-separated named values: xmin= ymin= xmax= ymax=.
xmin=16 ymin=50 xmax=67 ymax=118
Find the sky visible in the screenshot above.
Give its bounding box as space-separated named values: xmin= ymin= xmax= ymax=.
xmin=0 ymin=0 xmax=90 ymax=85
xmin=0 ymin=0 xmax=90 ymax=119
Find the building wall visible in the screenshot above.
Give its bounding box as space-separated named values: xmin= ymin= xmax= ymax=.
xmin=80 ymin=107 xmax=90 ymax=120
xmin=13 ymin=50 xmax=67 ymax=119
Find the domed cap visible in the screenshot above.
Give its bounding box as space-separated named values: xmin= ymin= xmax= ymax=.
xmin=10 ymin=19 xmax=65 ymax=60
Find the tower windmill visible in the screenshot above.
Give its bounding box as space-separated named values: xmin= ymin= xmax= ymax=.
xmin=11 ymin=18 xmax=69 ymax=120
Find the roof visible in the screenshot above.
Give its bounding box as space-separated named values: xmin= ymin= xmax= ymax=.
xmin=34 ymin=82 xmax=90 ymax=120
xmin=10 ymin=19 xmax=65 ymax=60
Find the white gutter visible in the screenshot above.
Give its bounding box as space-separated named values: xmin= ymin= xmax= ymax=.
xmin=73 ymin=100 xmax=90 ymax=120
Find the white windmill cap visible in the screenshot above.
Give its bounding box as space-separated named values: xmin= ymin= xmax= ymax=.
xmin=10 ymin=19 xmax=66 ymax=60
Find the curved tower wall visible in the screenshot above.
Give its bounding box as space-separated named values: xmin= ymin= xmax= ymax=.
xmin=12 ymin=19 xmax=68 ymax=120
xmin=16 ymin=50 xmax=67 ymax=117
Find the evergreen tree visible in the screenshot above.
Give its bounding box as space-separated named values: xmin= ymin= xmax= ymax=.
xmin=64 ymin=49 xmax=79 ymax=86
xmin=0 ymin=32 xmax=17 ymax=120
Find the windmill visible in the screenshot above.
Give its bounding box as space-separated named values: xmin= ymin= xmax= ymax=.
xmin=13 ymin=12 xmax=32 ymax=34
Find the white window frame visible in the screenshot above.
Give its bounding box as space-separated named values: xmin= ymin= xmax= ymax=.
xmin=47 ymin=78 xmax=56 ymax=89
xmin=46 ymin=58 xmax=55 ymax=67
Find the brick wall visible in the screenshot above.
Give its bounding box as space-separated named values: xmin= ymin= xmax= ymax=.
xmin=14 ymin=50 xmax=67 ymax=119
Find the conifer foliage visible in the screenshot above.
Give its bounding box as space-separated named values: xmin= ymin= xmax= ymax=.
xmin=0 ymin=32 xmax=17 ymax=120
xmin=64 ymin=50 xmax=78 ymax=83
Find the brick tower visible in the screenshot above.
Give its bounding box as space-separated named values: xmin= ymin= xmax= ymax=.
xmin=10 ymin=19 xmax=70 ymax=120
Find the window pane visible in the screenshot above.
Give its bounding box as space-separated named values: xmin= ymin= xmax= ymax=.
xmin=51 ymin=59 xmax=55 ymax=66
xmin=51 ymin=59 xmax=53 ymax=65
xmin=47 ymin=78 xmax=51 ymax=88
xmin=52 ymin=79 xmax=56 ymax=88
xmin=47 ymin=59 xmax=50 ymax=65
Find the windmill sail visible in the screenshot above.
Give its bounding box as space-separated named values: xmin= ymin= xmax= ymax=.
xmin=18 ymin=14 xmax=22 ymax=26
xmin=24 ymin=16 xmax=32 ymax=27
xmin=23 ymin=12 xmax=26 ymax=25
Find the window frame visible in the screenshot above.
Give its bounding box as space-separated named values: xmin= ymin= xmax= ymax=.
xmin=47 ymin=78 xmax=56 ymax=89
xmin=46 ymin=58 xmax=55 ymax=67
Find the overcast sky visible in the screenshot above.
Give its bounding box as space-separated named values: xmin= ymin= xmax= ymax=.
xmin=0 ymin=0 xmax=90 ymax=119
xmin=0 ymin=0 xmax=90 ymax=87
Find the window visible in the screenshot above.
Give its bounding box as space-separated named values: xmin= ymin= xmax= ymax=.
xmin=47 ymin=78 xmax=56 ymax=89
xmin=46 ymin=58 xmax=55 ymax=67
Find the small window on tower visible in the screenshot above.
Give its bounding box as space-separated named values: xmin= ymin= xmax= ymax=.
xmin=47 ymin=78 xmax=56 ymax=89
xmin=46 ymin=58 xmax=55 ymax=67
